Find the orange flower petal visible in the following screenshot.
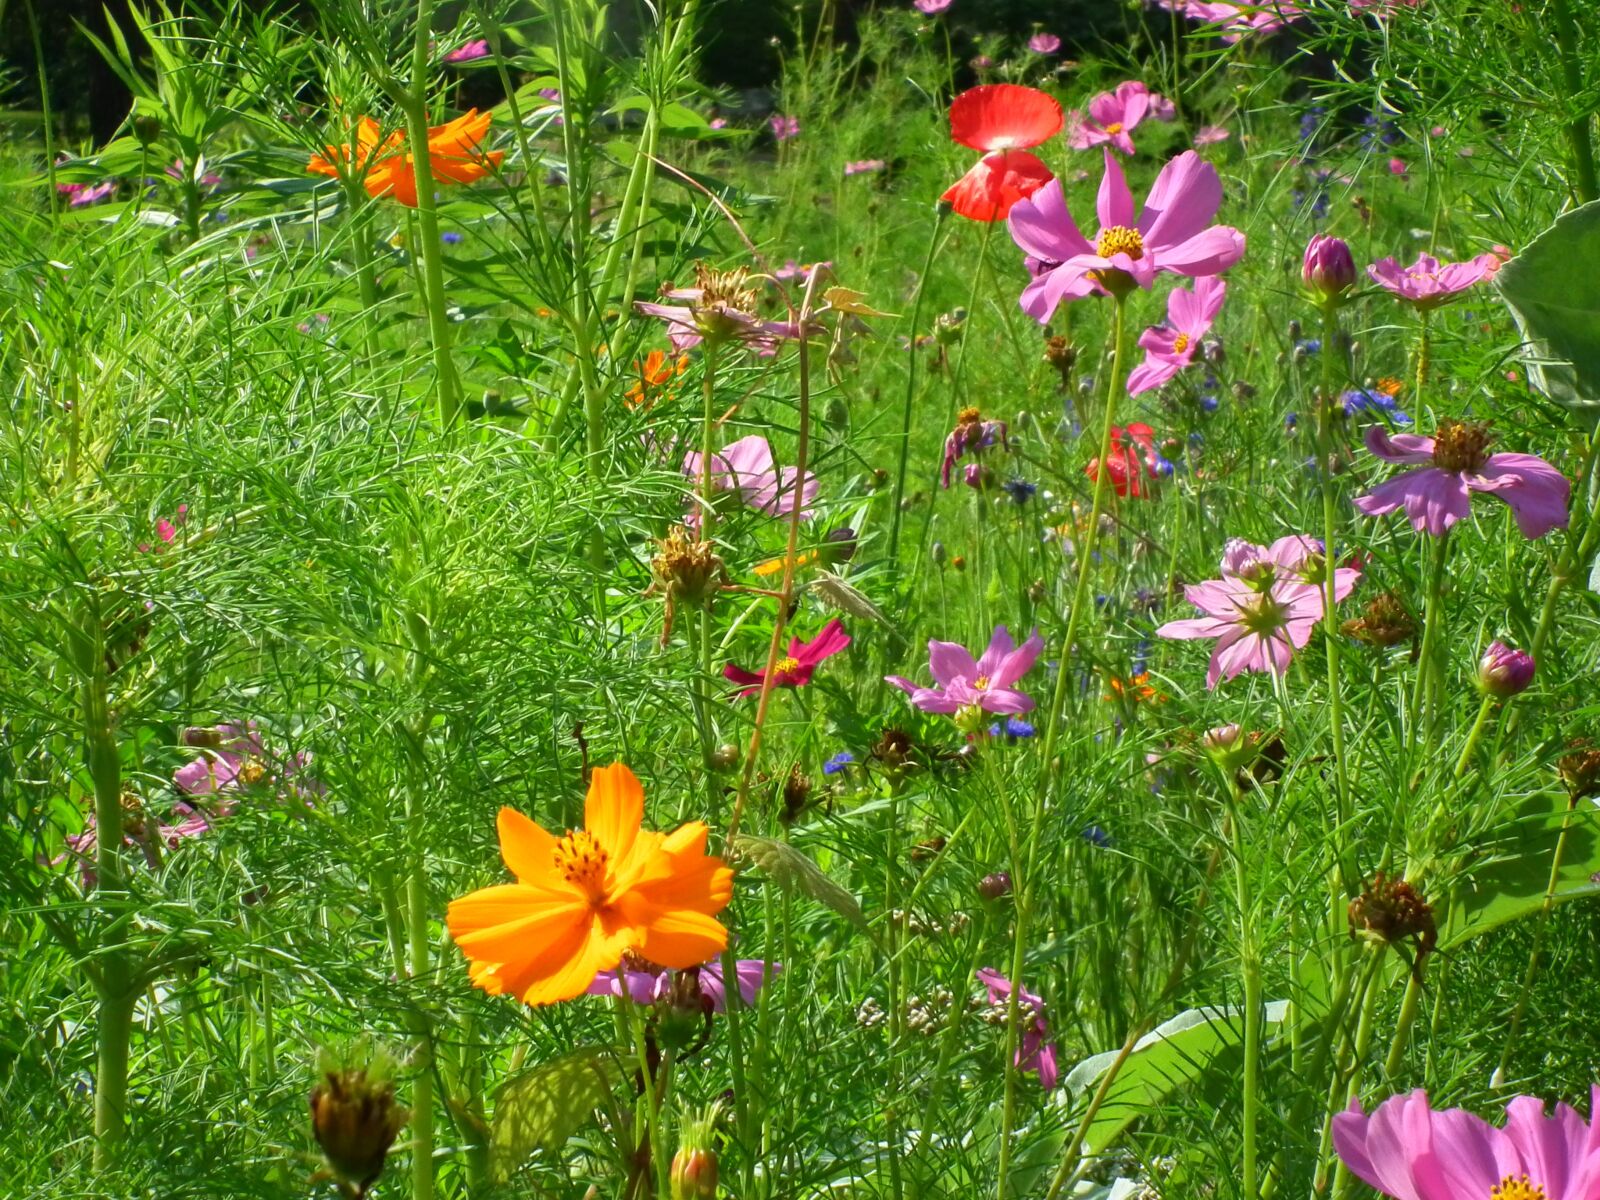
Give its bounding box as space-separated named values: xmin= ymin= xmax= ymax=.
xmin=509 ymin=916 xmax=637 ymax=1006
xmin=447 ymin=883 xmax=588 ymax=963
xmin=496 ymin=807 xmax=558 ymax=882
xmin=636 ymin=908 xmax=729 ymax=969
xmin=585 ymin=762 xmax=644 ymax=862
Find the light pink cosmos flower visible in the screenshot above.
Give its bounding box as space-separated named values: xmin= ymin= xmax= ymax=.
xmin=915 ymin=0 xmax=954 ymax=12
xmin=585 ymin=959 xmax=780 ymax=1011
xmin=1156 ymin=569 xmax=1323 ymax=688
xmin=174 ymin=721 xmax=322 ymax=802
xmin=1333 ymin=1088 xmax=1600 ymax=1200
xmin=1007 ymin=148 xmax=1246 ymax=321
xmin=61 ymin=180 xmax=117 ymax=207
xmin=444 ymin=39 xmax=490 ymax=63
xmin=636 ymin=267 xmax=788 ymax=355
xmin=1193 ymin=124 xmax=1231 ymax=146
xmin=1188 ymin=0 xmax=1305 ymax=40
xmin=843 ymin=159 xmax=886 ymax=176
xmin=886 ymin=625 xmax=1045 ymax=716
xmin=1067 ymin=81 xmax=1154 ymax=155
xmin=1352 ymin=422 xmax=1570 ymax=539
xmin=682 ymin=435 xmax=818 ymax=528
xmin=56 ymin=806 xmax=213 ymax=889
xmin=1149 ymin=92 xmax=1178 ymax=121
xmin=976 ymin=969 xmax=1059 ymax=1089
xmin=1366 ymin=251 xmax=1501 ymax=308
xmin=1126 ymin=275 xmax=1227 ymax=395
xmin=770 ymin=114 xmax=800 ymax=141
xmin=1221 ymin=534 xmax=1362 ymax=604
xmin=1028 ymin=32 xmax=1061 ymax=54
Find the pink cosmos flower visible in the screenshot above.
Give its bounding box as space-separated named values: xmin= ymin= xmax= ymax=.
xmin=1028 ymin=32 xmax=1061 ymax=54
xmin=773 ymin=259 xmax=832 ymax=285
xmin=1193 ymin=124 xmax=1231 ymax=146
xmin=1007 ymin=148 xmax=1246 ymax=321
xmin=770 ymin=114 xmax=801 ymax=141
xmin=1352 ymin=422 xmax=1570 ymax=539
xmin=55 ymin=805 xmax=213 ymax=889
xmin=1149 ymin=92 xmax=1178 ymax=122
xmin=915 ymin=0 xmax=954 ymax=11
xmin=843 ymin=159 xmax=886 ymax=176
xmin=1066 ymin=81 xmax=1154 ymax=155
xmin=1126 ymin=275 xmax=1226 ymax=395
xmin=886 ymin=625 xmax=1045 ymax=716
xmin=174 ymin=720 xmax=321 ymax=802
xmin=1366 ymin=251 xmax=1501 ymax=308
xmin=976 ymin=969 xmax=1060 ymax=1089
xmin=61 ymin=180 xmax=117 ymax=207
xmin=682 ymin=435 xmax=819 ymax=528
xmin=1388 ymin=157 xmax=1408 ymax=176
xmin=1333 ymin=1088 xmax=1600 ymax=1200
xmin=637 ymin=267 xmax=788 ymax=355
xmin=723 ymin=619 xmax=851 ymax=696
xmin=1188 ymin=0 xmax=1305 ymax=40
xmin=1156 ymin=569 xmax=1323 ymax=688
xmin=1221 ymin=534 xmax=1361 ymax=603
xmin=444 ymin=39 xmax=490 ymax=63
xmin=586 ymin=959 xmax=780 ymax=1011
xmin=165 ymin=160 xmax=223 ymax=189
xmin=138 ymin=505 xmax=187 ymax=554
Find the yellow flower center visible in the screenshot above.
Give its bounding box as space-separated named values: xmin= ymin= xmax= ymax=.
xmin=1431 ymin=418 xmax=1493 ymax=473
xmin=775 ymin=656 xmax=802 ymax=676
xmin=1236 ymin=591 xmax=1287 ymax=636
xmin=553 ymin=830 xmax=610 ymax=898
xmin=237 ymin=760 xmax=268 ymax=787
xmin=1104 ymin=122 xmax=1124 ymax=134
xmin=1490 ymin=1177 xmax=1546 ymax=1200
xmin=1172 ymin=332 xmax=1191 ymax=354
xmin=957 ymin=406 xmax=983 ymax=425
xmin=973 ymin=675 xmax=991 ymax=690
xmin=1096 ymin=225 xmax=1145 ymax=261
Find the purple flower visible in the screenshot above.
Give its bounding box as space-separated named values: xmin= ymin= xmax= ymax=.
xmin=1028 ymin=32 xmax=1061 ymax=54
xmin=769 ymin=114 xmax=800 ymax=142
xmin=1352 ymin=422 xmax=1570 ymax=539
xmin=1366 ymin=251 xmax=1500 ymax=308
xmin=444 ymin=39 xmax=490 ymax=63
xmin=843 ymin=159 xmax=886 ymax=177
xmin=941 ymin=407 xmax=1010 ymax=488
xmin=585 ymin=959 xmax=779 ymax=1011
xmin=976 ymin=969 xmax=1059 ymax=1089
xmin=682 ymin=435 xmax=818 ymax=528
xmin=1303 ymin=233 xmax=1356 ymax=298
xmin=1478 ymin=641 xmax=1535 ymax=697
xmin=886 ymin=625 xmax=1045 ymax=718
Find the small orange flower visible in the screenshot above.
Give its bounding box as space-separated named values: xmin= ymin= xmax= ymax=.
xmin=624 ymin=349 xmax=689 ymax=410
xmin=1103 ymin=673 xmax=1165 ymax=704
xmin=447 ymin=763 xmax=733 ymax=1006
xmin=1375 ymin=376 xmax=1405 ymax=398
xmin=752 ymin=549 xmax=819 ymax=578
xmin=308 ymin=110 xmax=504 ymax=207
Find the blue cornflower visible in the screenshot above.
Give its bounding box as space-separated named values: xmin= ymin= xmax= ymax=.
xmin=1285 ymin=411 xmax=1299 ymax=431
xmin=1200 ymin=395 xmax=1219 ymax=414
xmin=1082 ymin=824 xmax=1112 ymax=848
xmin=1002 ymin=477 xmax=1037 ymax=505
xmin=441 ymin=231 xmax=464 ymax=245
xmin=823 ymin=751 xmax=854 ymax=776
xmin=1296 ymin=338 xmax=1322 ymax=356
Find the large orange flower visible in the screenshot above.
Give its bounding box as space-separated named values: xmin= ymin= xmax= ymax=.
xmin=447 ymin=763 xmax=734 ymax=1006
xmin=307 ymin=109 xmax=504 ymax=207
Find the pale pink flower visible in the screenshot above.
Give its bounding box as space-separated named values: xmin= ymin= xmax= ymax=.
xmin=1126 ymin=275 xmax=1227 ymax=395
xmin=1149 ymin=92 xmax=1178 ymax=121
xmin=915 ymin=0 xmax=954 ymax=12
xmin=769 ymin=114 xmax=800 ymax=141
xmin=1333 ymin=1088 xmax=1600 ymax=1200
xmin=1366 ymin=251 xmax=1500 ymax=308
xmin=174 ymin=721 xmax=321 ymax=802
xmin=1156 ymin=571 xmax=1323 ymax=688
xmin=1188 ymin=0 xmax=1305 ymax=40
xmin=886 ymin=625 xmax=1045 ymax=716
xmin=844 ymin=159 xmax=886 ymax=176
xmin=1220 ymin=534 xmax=1361 ymax=603
xmin=1007 ymin=148 xmax=1246 ymax=321
xmin=1028 ymin=32 xmax=1061 ymax=54
xmin=1193 ymin=124 xmax=1231 ymax=146
xmin=1352 ymin=422 xmax=1570 ymax=539
xmin=682 ymin=435 xmax=818 ymax=527
xmin=976 ymin=969 xmax=1059 ymax=1089
xmin=1388 ymin=156 xmax=1408 ymax=176
xmin=1066 ymin=80 xmax=1153 ymax=155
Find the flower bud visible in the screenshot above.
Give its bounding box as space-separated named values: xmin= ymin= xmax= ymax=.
xmin=670 ymin=1101 xmax=723 ymax=1200
xmin=709 ymin=743 xmax=740 ymax=772
xmin=931 ymin=542 xmax=947 ymax=566
xmin=1303 ymin=233 xmax=1357 ymax=300
xmin=309 ymin=1047 xmax=408 ymax=1194
xmin=978 ymin=871 xmax=1012 ymax=901
xmin=132 ymin=114 xmax=162 ymax=146
xmin=1477 ymin=641 xmax=1535 ymax=697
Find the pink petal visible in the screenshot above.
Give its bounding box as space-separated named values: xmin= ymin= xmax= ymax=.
xmin=991 ymin=627 xmax=1044 ymax=687
xmin=1096 ymin=148 xmax=1136 ymax=230
xmin=1473 ymin=453 xmax=1571 ymax=539
xmin=1007 ymin=178 xmax=1095 ymax=265
xmin=928 ymin=639 xmax=979 ymax=687
xmin=1363 ymin=424 xmax=1438 ymax=464
xmin=1140 ymin=151 xmax=1224 ymax=248
xmin=1151 ymin=225 xmax=1246 ymax=278
xmin=974 ymin=626 xmax=1016 ymax=679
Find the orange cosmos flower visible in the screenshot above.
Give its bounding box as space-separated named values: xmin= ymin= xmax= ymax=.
xmin=447 ymin=763 xmax=734 ymax=1006
xmin=624 ymin=348 xmax=689 ymax=410
xmin=307 ymin=109 xmax=504 ymax=207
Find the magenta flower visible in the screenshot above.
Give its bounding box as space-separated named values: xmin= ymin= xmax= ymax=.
xmin=55 ymin=805 xmax=213 ymax=888
xmin=1220 ymin=534 xmax=1362 ymax=604
xmin=1007 ymin=148 xmax=1246 ymax=321
xmin=137 ymin=505 xmax=187 ymax=554
xmin=1303 ymin=233 xmax=1357 ymax=299
xmin=1156 ymin=569 xmax=1323 ymax=688
xmin=843 ymin=159 xmax=886 ymax=176
xmin=773 ymin=259 xmax=832 ymax=285
xmin=682 ymin=434 xmax=819 ymax=527
xmin=886 ymin=625 xmax=1045 ymax=717
xmin=444 ymin=39 xmax=490 ymax=63
xmin=1478 ymin=640 xmax=1536 ymax=697
xmin=61 ymin=180 xmax=117 ymax=207
xmin=723 ymin=619 xmax=851 ymax=696
xmin=769 ymin=114 xmax=800 ymax=141
xmin=1193 ymin=124 xmax=1231 ymax=146
xmin=1366 ymin=251 xmax=1501 ymax=308
xmin=941 ymin=407 xmax=1010 ymax=488
xmin=1028 ymin=32 xmax=1061 ymax=54
xmin=174 ymin=720 xmax=321 ymax=802
xmin=1126 ymin=275 xmax=1226 ymax=395
xmin=586 ymin=959 xmax=780 ymax=1011
xmin=1149 ymin=92 xmax=1178 ymax=122
xmin=976 ymin=969 xmax=1059 ymax=1089
xmin=165 ymin=160 xmax=222 ymax=189
xmin=1352 ymin=422 xmax=1570 ymax=539
xmin=1333 ymin=1088 xmax=1600 ymax=1200
xmin=1188 ymin=0 xmax=1305 ymax=40
xmin=637 ymin=265 xmax=788 ymax=354
xmin=914 ymin=0 xmax=954 ymax=11
xmin=1066 ymin=81 xmax=1153 ymax=155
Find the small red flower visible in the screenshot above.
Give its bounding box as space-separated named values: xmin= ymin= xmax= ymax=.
xmin=1087 ymin=423 xmax=1160 ymax=498
xmin=723 ymin=619 xmax=851 ymax=697
xmin=941 ymin=84 xmax=1062 ymax=222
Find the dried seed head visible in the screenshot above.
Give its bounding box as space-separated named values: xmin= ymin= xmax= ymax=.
xmin=1558 ymin=740 xmax=1600 ymax=802
xmin=1348 ymin=873 xmax=1437 ymax=959
xmin=310 ymin=1051 xmax=408 ymax=1195
xmin=1342 ymin=591 xmax=1416 ymax=647
xmin=651 ymin=526 xmax=726 ymax=608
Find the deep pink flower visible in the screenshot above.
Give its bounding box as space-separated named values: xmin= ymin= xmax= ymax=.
xmin=1028 ymin=32 xmax=1061 ymax=54
xmin=682 ymin=435 xmax=819 ymax=527
xmin=444 ymin=39 xmax=490 ymax=63
xmin=1352 ymin=422 xmax=1570 ymax=539
xmin=843 ymin=159 xmax=886 ymax=177
xmin=915 ymin=0 xmax=954 ymax=11
xmin=1220 ymin=534 xmax=1362 ymax=604
xmin=1007 ymin=148 xmax=1246 ymax=321
xmin=637 ymin=265 xmax=788 ymax=354
xmin=55 ymin=805 xmax=213 ymax=888
xmin=1304 ymin=233 xmax=1357 ymax=298
xmin=1126 ymin=275 xmax=1226 ymax=395
xmin=1479 ymin=640 xmax=1535 ymax=697
xmin=586 ymin=959 xmax=780 ymax=1011
xmin=1333 ymin=1088 xmax=1600 ymax=1200
xmin=976 ymin=969 xmax=1059 ymax=1089
xmin=941 ymin=407 xmax=1010 ymax=488
xmin=1066 ymin=81 xmax=1153 ymax=156
xmin=63 ymin=180 xmax=116 ymax=207
xmin=1366 ymin=251 xmax=1501 ymax=308
xmin=1193 ymin=124 xmax=1231 ymax=146
xmin=886 ymin=625 xmax=1045 ymax=716
xmin=1156 ymin=571 xmax=1323 ymax=688
xmin=174 ymin=720 xmax=321 ymax=802
xmin=723 ymin=619 xmax=851 ymax=696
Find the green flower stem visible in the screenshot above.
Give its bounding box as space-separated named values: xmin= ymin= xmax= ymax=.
xmin=1550 ymin=0 xmax=1599 ymax=204
xmin=402 ymin=731 xmax=437 ymax=1200
xmin=340 ymin=177 xmax=381 ymax=362
xmin=993 ymin=747 xmax=1029 ymax=1200
xmin=1414 ymin=307 xmax=1431 ymax=400
xmin=1224 ymin=778 xmax=1262 ymax=1200
xmin=699 ymin=341 xmax=721 ymax=540
xmin=1042 ymin=290 xmax=1130 ymax=764
xmin=617 ymin=985 xmax=670 ymax=1200
xmin=884 ymin=778 xmax=907 ymax=1200
xmin=1406 ymin=532 xmax=1450 ymax=746
xmin=1311 ymin=948 xmax=1384 ymax=1195
xmin=944 ymin=216 xmax=999 ymax=429
xmin=1331 ymin=954 xmax=1386 ymax=1200
xmin=887 ymin=206 xmax=946 ymax=566
xmin=1315 ymin=298 xmax=1353 ymax=886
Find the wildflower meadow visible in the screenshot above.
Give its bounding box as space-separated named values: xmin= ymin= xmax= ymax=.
xmin=7 ymin=0 xmax=1600 ymax=1197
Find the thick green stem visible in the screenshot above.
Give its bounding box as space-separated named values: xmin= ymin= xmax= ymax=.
xmin=1549 ymin=0 xmax=1599 ymax=204
xmin=1407 ymin=533 xmax=1450 ymax=746
xmin=888 ymin=207 xmax=945 ymax=565
xmin=1227 ymin=784 xmax=1261 ymax=1200
xmin=404 ymin=738 xmax=436 ymax=1200
xmin=993 ymin=750 xmax=1029 ymax=1200
xmin=1315 ymin=299 xmax=1353 ymax=887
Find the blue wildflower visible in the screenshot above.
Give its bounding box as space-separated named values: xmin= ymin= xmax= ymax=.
xmin=1002 ymin=477 xmax=1037 ymax=505
xmin=823 ymin=751 xmax=854 ymax=776
xmin=442 ymin=231 xmax=464 ymax=245
xmin=1082 ymin=825 xmax=1112 ymax=848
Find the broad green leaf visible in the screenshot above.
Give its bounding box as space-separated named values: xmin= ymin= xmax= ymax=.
xmin=1437 ymin=791 xmax=1600 ymax=951
xmin=732 ymin=833 xmax=872 ymax=936
xmin=1497 ymin=200 xmax=1600 ymax=424
xmin=1062 ymin=1001 xmax=1290 ymax=1158
xmin=488 ymin=1047 xmax=620 ymax=1184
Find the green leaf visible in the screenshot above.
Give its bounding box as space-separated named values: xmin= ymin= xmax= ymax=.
xmin=1062 ymin=1001 xmax=1290 ymax=1158
xmin=732 ymin=834 xmax=872 ymax=937
xmin=1496 ymin=200 xmax=1600 ymax=424
xmin=1437 ymin=791 xmax=1600 ymax=951
xmin=488 ymin=1047 xmax=621 ymax=1184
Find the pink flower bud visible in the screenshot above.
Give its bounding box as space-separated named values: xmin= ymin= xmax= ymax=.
xmin=1303 ymin=234 xmax=1357 ymax=299
xmin=1477 ymin=641 xmax=1535 ymax=697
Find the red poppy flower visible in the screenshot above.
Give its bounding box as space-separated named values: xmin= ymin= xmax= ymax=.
xmin=941 ymin=84 xmax=1063 ymax=222
xmin=1086 ymin=423 xmax=1160 ymax=498
xmin=723 ymin=619 xmax=850 ymax=697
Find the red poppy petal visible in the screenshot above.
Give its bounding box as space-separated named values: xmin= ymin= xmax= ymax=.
xmin=949 ymin=83 xmax=1064 ymax=153
xmin=940 ymin=150 xmax=1056 ymax=223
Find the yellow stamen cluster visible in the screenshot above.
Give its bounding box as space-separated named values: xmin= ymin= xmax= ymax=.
xmin=775 ymin=656 xmax=802 ymax=676
xmin=1103 ymin=122 xmax=1124 ymax=134
xmin=1431 ymin=418 xmax=1493 ymax=473
xmin=973 ymin=675 xmax=991 ymax=690
xmin=1172 ymin=332 xmax=1191 ymax=355
xmin=1490 ymin=1177 xmax=1547 ymax=1200
xmin=1096 ymin=225 xmax=1145 ymax=261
